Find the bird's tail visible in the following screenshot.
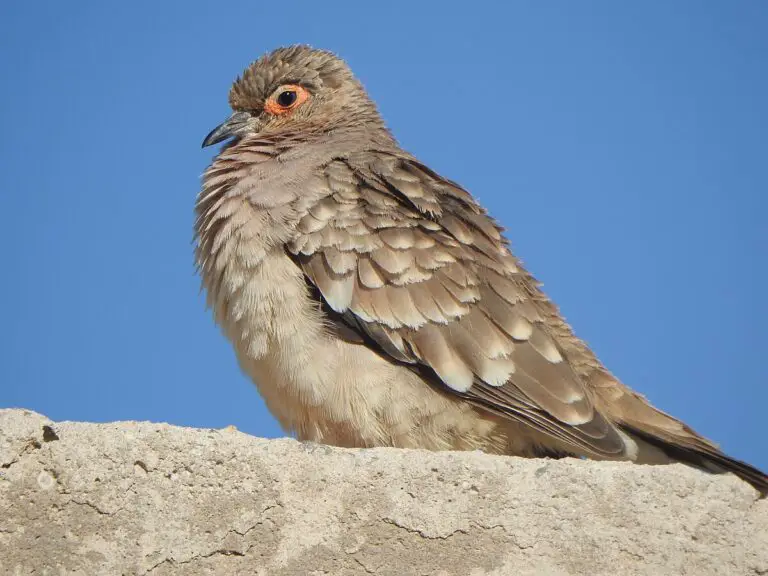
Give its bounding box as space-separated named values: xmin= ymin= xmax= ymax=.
xmin=618 ymin=422 xmax=768 ymax=497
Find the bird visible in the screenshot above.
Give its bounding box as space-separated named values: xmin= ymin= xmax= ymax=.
xmin=196 ymin=45 xmax=768 ymax=495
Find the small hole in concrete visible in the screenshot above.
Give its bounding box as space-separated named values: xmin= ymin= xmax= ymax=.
xmin=42 ymin=425 xmax=59 ymax=442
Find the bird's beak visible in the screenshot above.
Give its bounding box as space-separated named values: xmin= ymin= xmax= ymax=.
xmin=201 ymin=111 xmax=253 ymax=148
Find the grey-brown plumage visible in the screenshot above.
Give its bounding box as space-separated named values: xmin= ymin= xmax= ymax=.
xmin=196 ymin=45 xmax=768 ymax=494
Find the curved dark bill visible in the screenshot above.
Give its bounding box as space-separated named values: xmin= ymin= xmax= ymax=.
xmin=202 ymin=111 xmax=252 ymax=148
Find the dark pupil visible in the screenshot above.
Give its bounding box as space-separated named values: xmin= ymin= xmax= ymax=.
xmin=277 ymin=90 xmax=297 ymax=107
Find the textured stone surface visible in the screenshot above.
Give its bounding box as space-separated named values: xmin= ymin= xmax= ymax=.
xmin=0 ymin=409 xmax=766 ymax=576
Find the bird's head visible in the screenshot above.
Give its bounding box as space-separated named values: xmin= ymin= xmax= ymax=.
xmin=202 ymin=45 xmax=388 ymax=148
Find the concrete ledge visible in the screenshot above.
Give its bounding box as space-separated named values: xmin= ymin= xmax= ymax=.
xmin=0 ymin=408 xmax=765 ymax=575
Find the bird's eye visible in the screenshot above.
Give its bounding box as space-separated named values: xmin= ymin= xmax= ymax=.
xmin=277 ymin=90 xmax=297 ymax=108
xmin=265 ymin=84 xmax=309 ymax=116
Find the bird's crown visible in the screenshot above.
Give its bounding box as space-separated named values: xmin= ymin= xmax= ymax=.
xmin=229 ymin=45 xmax=355 ymax=112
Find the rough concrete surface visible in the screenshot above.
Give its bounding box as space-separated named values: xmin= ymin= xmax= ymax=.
xmin=0 ymin=409 xmax=766 ymax=576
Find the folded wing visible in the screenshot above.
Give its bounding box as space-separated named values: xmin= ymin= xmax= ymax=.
xmin=288 ymin=153 xmax=628 ymax=459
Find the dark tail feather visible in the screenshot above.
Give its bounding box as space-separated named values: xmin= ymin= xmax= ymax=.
xmin=621 ymin=424 xmax=768 ymax=497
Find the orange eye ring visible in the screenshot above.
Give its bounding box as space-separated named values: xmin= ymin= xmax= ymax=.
xmin=264 ymin=84 xmax=310 ymax=116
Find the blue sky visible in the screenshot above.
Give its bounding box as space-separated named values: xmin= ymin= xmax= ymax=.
xmin=1 ymin=1 xmax=766 ymax=472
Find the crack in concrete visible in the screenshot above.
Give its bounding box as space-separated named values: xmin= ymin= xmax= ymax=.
xmin=140 ymin=516 xmax=273 ymax=575
xmin=381 ymin=517 xmax=468 ymax=540
xmin=68 ymin=498 xmax=116 ymax=516
xmin=143 ymin=545 xmax=253 ymax=574
xmin=352 ymin=556 xmax=376 ymax=574
xmin=1 ymin=438 xmax=42 ymax=470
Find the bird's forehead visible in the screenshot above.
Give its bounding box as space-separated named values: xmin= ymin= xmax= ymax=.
xmin=229 ymin=45 xmax=352 ymax=110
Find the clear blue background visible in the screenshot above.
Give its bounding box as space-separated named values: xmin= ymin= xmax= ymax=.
xmin=1 ymin=2 xmax=766 ymax=472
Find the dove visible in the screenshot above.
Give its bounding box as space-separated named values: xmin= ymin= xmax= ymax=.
xmin=197 ymin=45 xmax=768 ymax=495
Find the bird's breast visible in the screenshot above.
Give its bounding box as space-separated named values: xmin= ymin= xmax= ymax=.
xmin=196 ymin=190 xmax=336 ymax=411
